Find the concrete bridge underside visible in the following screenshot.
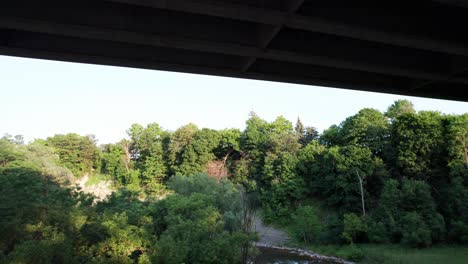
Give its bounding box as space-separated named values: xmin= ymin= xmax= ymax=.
xmin=1 ymin=0 xmax=468 ymax=101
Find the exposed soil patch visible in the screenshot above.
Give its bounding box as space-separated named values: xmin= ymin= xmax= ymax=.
xmin=76 ymin=173 xmax=113 ymax=202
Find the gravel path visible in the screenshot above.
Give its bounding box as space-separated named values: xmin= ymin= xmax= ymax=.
xmin=253 ymin=213 xmax=291 ymax=246
xmin=252 ymin=214 xmax=353 ymax=263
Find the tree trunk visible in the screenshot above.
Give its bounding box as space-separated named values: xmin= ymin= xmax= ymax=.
xmin=355 ymin=169 xmax=366 ymax=217
xmin=121 ymin=141 xmax=131 ymax=173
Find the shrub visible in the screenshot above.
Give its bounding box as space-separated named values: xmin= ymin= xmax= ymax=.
xmin=450 ymin=220 xmax=468 ymax=244
xmin=367 ymin=219 xmax=390 ymax=243
xmin=291 ymin=206 xmax=322 ymax=243
xmin=428 ymin=213 xmax=446 ymax=243
xmin=343 ymin=213 xmax=367 ymax=244
xmin=340 ymin=245 xmax=364 ymax=262
xmin=317 ymin=214 xmax=344 ymax=244
xmin=400 ymin=212 xmax=432 ymax=247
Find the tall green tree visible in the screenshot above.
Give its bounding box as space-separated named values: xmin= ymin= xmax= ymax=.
xmin=294 ymin=117 xmax=304 ymax=139
xmin=299 ymin=145 xmax=382 ymax=213
xmin=320 ymin=124 xmax=343 ymax=146
xmin=389 ymin=111 xmax=444 ymax=180
xmin=445 ymin=114 xmax=468 ymax=178
xmin=46 ymin=133 xmax=100 ymax=177
xmin=168 ymin=125 xmax=221 ymax=176
xmin=385 ymin=99 xmax=416 ymax=121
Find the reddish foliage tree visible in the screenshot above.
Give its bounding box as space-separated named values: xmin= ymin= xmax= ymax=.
xmin=205 ymin=160 xmax=229 ymax=181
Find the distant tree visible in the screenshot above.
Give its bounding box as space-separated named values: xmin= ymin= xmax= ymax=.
xmin=378 ymin=179 xmax=401 ymax=219
xmin=301 ymin=127 xmax=320 ymax=146
xmin=101 ymin=143 xmax=128 ymax=185
xmin=371 ymin=178 xmax=445 ymax=246
xmin=343 ymin=213 xmax=367 ymax=244
xmin=215 ymin=128 xmax=241 ymax=162
xmin=1 ymin=134 xmax=24 ymax=145
xmin=442 ymin=176 xmax=468 ymax=243
xmin=126 ymin=123 xmax=144 ymax=160
xmin=239 ymin=115 xmax=270 ymax=181
xmin=168 ymin=126 xmax=221 ymax=176
xmin=167 ymin=123 xmax=198 ymax=173
xmin=0 ymin=139 xmax=24 ymax=166
xmin=46 ymin=133 xmax=100 ymax=177
xmin=297 ymin=141 xmax=327 ymax=191
xmin=261 ymin=152 xmax=305 ymax=220
xmin=291 ymin=206 xmax=322 ymax=243
xmin=445 ymin=114 xmax=468 ymax=177
xmin=299 ymin=145 xmax=377 ymax=212
xmin=232 ymin=158 xmax=255 ymax=189
xmin=320 ymin=125 xmax=343 ymax=146
xmin=14 ymin=135 xmax=24 ymax=145
xmin=26 ymin=142 xmax=75 ymax=185
xmin=241 ymin=115 xmax=269 ymax=157
xmin=112 ymin=123 xmax=168 ymax=194
xmin=270 ymin=116 xmax=295 ymax=135
xmin=385 ymin=99 xmax=415 ymax=121
xmin=340 ymin=108 xmax=389 ymax=157
xmin=389 ymin=111 xmax=444 ymax=180
xmin=156 ymin=174 xmax=251 ymax=263
xmin=96 ymin=212 xmax=152 ymax=263
xmin=295 ymin=117 xmax=304 ymax=138
xmin=295 ymin=118 xmax=319 ymax=147
xmin=400 ymin=212 xmax=432 ymax=247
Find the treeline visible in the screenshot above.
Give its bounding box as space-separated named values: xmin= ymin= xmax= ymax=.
xmin=91 ymin=100 xmax=466 ymax=248
xmin=1 ymin=99 xmax=467 ymax=262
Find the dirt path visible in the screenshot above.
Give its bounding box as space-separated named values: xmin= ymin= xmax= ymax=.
xmin=252 ymin=214 xmax=353 ymax=263
xmin=252 ymin=213 xmax=291 ymax=246
xmin=76 ymin=173 xmax=89 ymax=189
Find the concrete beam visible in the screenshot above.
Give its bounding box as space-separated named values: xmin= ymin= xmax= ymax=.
xmin=3 ymin=17 xmax=468 ymax=85
xmin=106 ymin=0 xmax=468 ymax=57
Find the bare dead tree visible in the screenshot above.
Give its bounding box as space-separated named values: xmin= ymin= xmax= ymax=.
xmin=121 ymin=139 xmax=131 ymax=173
xmin=240 ymin=189 xmax=256 ymax=264
xmin=355 ymin=169 xmax=366 ymax=217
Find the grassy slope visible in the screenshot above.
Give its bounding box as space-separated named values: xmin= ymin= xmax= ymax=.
xmin=290 ymin=238 xmax=468 ymax=264
xmin=357 ymin=244 xmax=468 ymax=264
xmin=85 ymin=173 xmax=112 ymax=186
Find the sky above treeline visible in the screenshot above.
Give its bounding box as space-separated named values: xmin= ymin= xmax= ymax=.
xmin=1 ymin=55 xmax=467 ymax=144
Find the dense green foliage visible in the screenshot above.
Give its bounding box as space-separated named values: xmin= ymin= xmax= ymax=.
xmin=0 ymin=140 xmax=251 ymax=263
xmin=290 ymin=206 xmax=322 ymax=243
xmin=1 ymin=99 xmax=467 ymax=263
xmin=45 ymin=134 xmax=100 ymax=177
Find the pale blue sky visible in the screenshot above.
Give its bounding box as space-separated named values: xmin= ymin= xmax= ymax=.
xmin=1 ymin=55 xmax=467 ymax=144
